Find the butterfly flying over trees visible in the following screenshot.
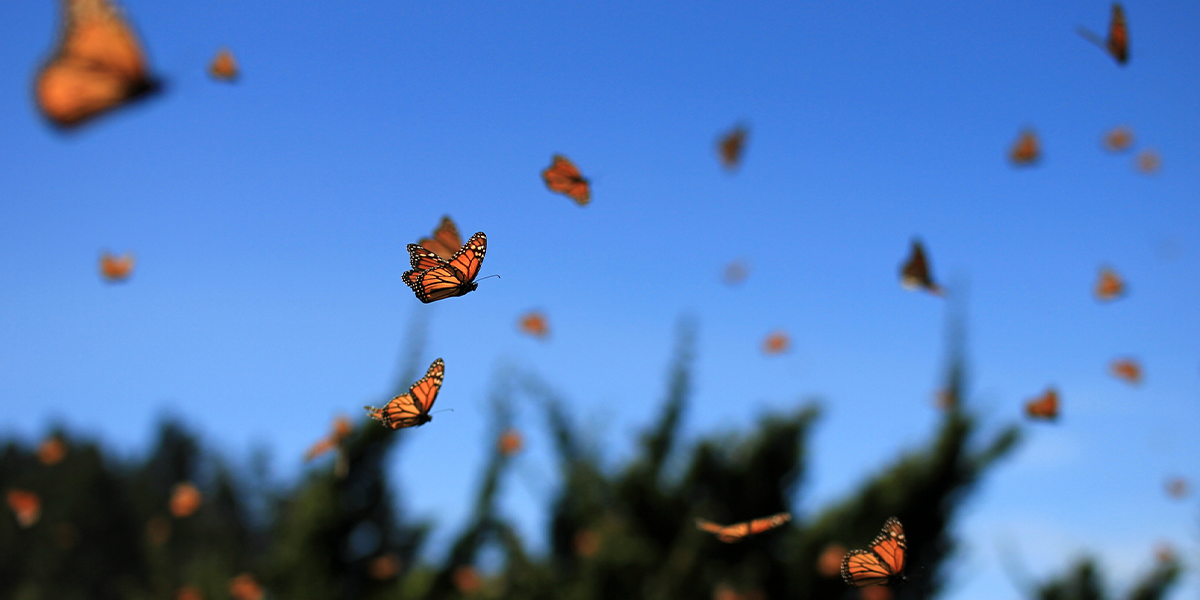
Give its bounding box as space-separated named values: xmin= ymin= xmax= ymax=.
xmin=695 ymin=512 xmax=791 ymax=543
xmin=402 ymin=232 xmax=487 ymax=303
xmin=841 ymin=517 xmax=907 ymax=588
xmin=365 ymin=358 xmax=444 ymax=429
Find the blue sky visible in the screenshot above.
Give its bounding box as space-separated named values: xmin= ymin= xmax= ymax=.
xmin=1 ymin=0 xmax=1198 ymax=598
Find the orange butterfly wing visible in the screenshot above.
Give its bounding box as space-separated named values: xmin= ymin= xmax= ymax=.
xmin=407 ymin=244 xmax=449 ymax=272
xmin=900 ymin=239 xmax=943 ymax=295
xmin=365 ymin=358 xmax=444 ymax=429
xmin=1024 ymin=387 xmax=1059 ymax=420
xmin=695 ymin=512 xmax=790 ymax=543
xmin=542 ymin=155 xmax=591 ymax=205
xmin=1009 ymin=129 xmax=1040 ymax=165
xmin=841 ymin=517 xmax=906 ymax=587
xmin=36 ymin=0 xmax=161 ymax=128
xmin=209 ymin=48 xmax=238 ymax=81
xmin=718 ymin=125 xmax=748 ymax=170
xmin=1094 ymin=267 xmax=1125 ymax=301
xmin=1107 ymin=3 xmax=1128 ymax=64
xmin=99 ymin=250 xmax=135 ymax=281
xmin=402 ymin=232 xmax=486 ymax=303
xmin=418 ymin=216 xmax=462 ymax=260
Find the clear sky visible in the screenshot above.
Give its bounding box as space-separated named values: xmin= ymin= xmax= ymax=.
xmin=1 ymin=1 xmax=1198 ymax=598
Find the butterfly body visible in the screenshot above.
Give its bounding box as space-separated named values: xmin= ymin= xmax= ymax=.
xmin=841 ymin=517 xmax=907 ymax=588
xmin=403 ymin=232 xmax=486 ymax=303
xmin=365 ymin=358 xmax=444 ymax=429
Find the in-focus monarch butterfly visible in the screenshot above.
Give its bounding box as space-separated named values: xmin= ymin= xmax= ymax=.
xmin=1135 ymin=149 xmax=1161 ymax=174
xmin=717 ymin=124 xmax=748 ymax=171
xmin=762 ymin=331 xmax=789 ymax=355
xmin=418 ymin=215 xmax=463 ymax=260
xmin=208 ymin=48 xmax=239 ymax=81
xmin=695 ymin=512 xmax=791 ymax=543
xmin=518 ymin=311 xmax=549 ymax=339
xmin=1102 ymin=126 xmax=1134 ymax=152
xmin=542 ymin=154 xmax=591 ymax=205
xmin=365 ymin=358 xmax=444 ymax=429
xmin=1009 ymin=129 xmax=1040 ymax=166
xmin=841 ymin=517 xmax=907 ymax=588
xmin=402 ymin=232 xmax=487 ymax=303
xmin=900 ymin=239 xmax=943 ymax=296
xmin=1109 ymin=358 xmax=1142 ymax=385
xmin=1025 ymin=387 xmax=1059 ymax=420
xmin=1078 ymin=4 xmax=1128 ymax=65
xmin=99 ymin=250 xmax=135 ymax=282
xmin=35 ymin=0 xmax=162 ymax=129
xmin=1094 ymin=266 xmax=1125 ymax=301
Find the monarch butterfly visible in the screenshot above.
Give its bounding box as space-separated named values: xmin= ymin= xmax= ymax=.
xmin=169 ymin=482 xmax=202 ymax=518
xmin=1135 ymin=149 xmax=1161 ymax=174
xmin=1094 ymin=266 xmax=1125 ymax=302
xmin=6 ymin=489 xmax=42 ymax=528
xmin=762 ymin=331 xmax=789 ymax=355
xmin=1102 ymin=126 xmax=1134 ymax=152
xmin=497 ymin=428 xmax=523 ymax=456
xmin=365 ymin=358 xmax=444 ymax=429
xmin=35 ymin=0 xmax=162 ymax=129
xmin=99 ymin=250 xmax=135 ymax=282
xmin=402 ymin=232 xmax=486 ymax=303
xmin=717 ymin=124 xmax=748 ymax=171
xmin=1024 ymin=387 xmax=1059 ymax=420
xmin=1109 ymin=358 xmax=1142 ymax=385
xmin=1009 ymin=129 xmax=1040 ymax=166
xmin=542 ymin=154 xmax=591 ymax=205
xmin=418 ymin=215 xmax=463 ymax=260
xmin=695 ymin=512 xmax=791 ymax=543
xmin=899 ymin=239 xmax=943 ymax=296
xmin=37 ymin=434 xmax=68 ymax=466
xmin=303 ymin=415 xmax=352 ymax=462
xmin=518 ymin=311 xmax=549 ymax=339
xmin=841 ymin=517 xmax=907 ymax=588
xmin=1078 ymin=4 xmax=1128 ymax=65
xmin=208 ymin=47 xmax=238 ymax=81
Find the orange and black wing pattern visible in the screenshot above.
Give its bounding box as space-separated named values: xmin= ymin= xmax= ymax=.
xmin=696 ymin=512 xmax=791 ymax=543
xmin=208 ymin=47 xmax=238 ymax=81
xmin=418 ymin=216 xmax=463 ymax=260
xmin=1009 ymin=129 xmax=1040 ymax=166
xmin=841 ymin=517 xmax=906 ymax=588
xmin=717 ymin=124 xmax=748 ymax=171
xmin=1107 ymin=3 xmax=1129 ymax=65
xmin=900 ymin=239 xmax=942 ymax=296
xmin=1025 ymin=387 xmax=1059 ymax=420
xmin=542 ymin=155 xmax=590 ymax=205
xmin=365 ymin=358 xmax=444 ymax=429
xmin=35 ymin=0 xmax=161 ymax=129
xmin=403 ymin=232 xmax=487 ymax=303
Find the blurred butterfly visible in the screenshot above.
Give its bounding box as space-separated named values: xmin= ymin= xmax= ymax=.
xmin=695 ymin=512 xmax=791 ymax=543
xmin=762 ymin=331 xmax=790 ymax=355
xmin=1024 ymin=387 xmax=1059 ymax=420
xmin=208 ymin=47 xmax=238 ymax=81
xmin=1164 ymin=477 xmax=1188 ymax=499
xmin=1102 ymin=126 xmax=1134 ymax=152
xmin=35 ymin=0 xmax=162 ymax=129
xmin=1109 ymin=358 xmax=1142 ymax=385
xmin=1078 ymin=3 xmax=1128 ymax=65
xmin=6 ymin=489 xmax=42 ymax=528
xmin=717 ymin=124 xmax=748 ymax=171
xmin=1009 ymin=129 xmax=1040 ymax=166
xmin=99 ymin=250 xmax=135 ymax=282
xmin=229 ymin=573 xmax=264 ymax=600
xmin=169 ymin=482 xmax=202 ymax=518
xmin=899 ymin=239 xmax=943 ymax=296
xmin=1135 ymin=149 xmax=1161 ymax=174
xmin=841 ymin=517 xmax=907 ymax=588
xmin=402 ymin=232 xmax=487 ymax=303
xmin=1094 ymin=266 xmax=1125 ymax=302
xmin=418 ymin=215 xmax=463 ymax=260
xmin=365 ymin=358 xmax=444 ymax=429
xmin=723 ymin=259 xmax=749 ymax=285
xmin=37 ymin=434 xmax=68 ymax=465
xmin=542 ymin=154 xmax=591 ymax=205
xmin=497 ymin=428 xmax=524 ymax=456
xmin=518 ymin=311 xmax=549 ymax=339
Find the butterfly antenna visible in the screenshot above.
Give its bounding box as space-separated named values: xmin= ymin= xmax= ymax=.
xmin=477 ymin=274 xmax=501 ymax=282
xmin=430 ymin=408 xmax=455 ymax=415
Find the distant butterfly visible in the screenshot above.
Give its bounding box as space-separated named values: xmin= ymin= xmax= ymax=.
xmin=169 ymin=482 xmax=202 ymax=518
xmin=899 ymin=239 xmax=943 ymax=296
xmin=1164 ymin=477 xmax=1189 ymax=499
xmin=717 ymin=124 xmax=748 ymax=171
xmin=1109 ymin=358 xmax=1142 ymax=385
xmin=497 ymin=428 xmax=524 ymax=456
xmin=6 ymin=489 xmax=42 ymax=528
xmin=723 ymin=259 xmax=749 ymax=285
xmin=208 ymin=48 xmax=239 ymax=81
xmin=99 ymin=250 xmax=135 ymax=282
xmin=365 ymin=358 xmax=444 ymax=429
xmin=1102 ymin=126 xmax=1134 ymax=152
xmin=1094 ymin=266 xmax=1125 ymax=302
xmin=841 ymin=517 xmax=907 ymax=588
xmin=1024 ymin=387 xmax=1059 ymax=420
xmin=1009 ymin=129 xmax=1040 ymax=166
xmin=402 ymin=232 xmax=487 ymax=303
xmin=418 ymin=215 xmax=463 ymax=260
xmin=37 ymin=434 xmax=68 ymax=466
xmin=695 ymin=512 xmax=791 ymax=543
xmin=35 ymin=0 xmax=162 ymax=129
xmin=303 ymin=415 xmax=352 ymax=462
xmin=518 ymin=311 xmax=549 ymax=339
xmin=1078 ymin=3 xmax=1128 ymax=65
xmin=762 ymin=331 xmax=790 ymax=355
xmin=542 ymin=154 xmax=591 ymax=205
xmin=1135 ymin=149 xmax=1161 ymax=174
xmin=228 ymin=573 xmax=264 ymax=600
